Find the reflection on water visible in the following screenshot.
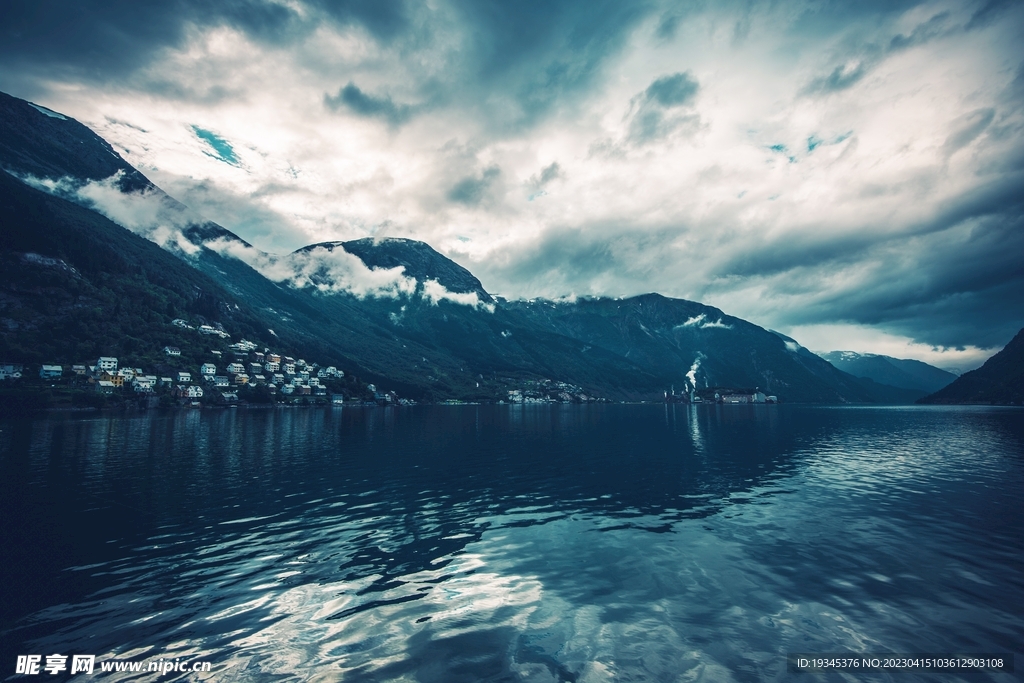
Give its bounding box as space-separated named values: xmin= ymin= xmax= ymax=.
xmin=1 ymin=405 xmax=1022 ymax=681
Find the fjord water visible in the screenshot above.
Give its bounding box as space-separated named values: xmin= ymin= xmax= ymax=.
xmin=1 ymin=405 xmax=1021 ymax=682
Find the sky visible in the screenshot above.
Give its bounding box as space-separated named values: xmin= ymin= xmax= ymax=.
xmin=2 ymin=0 xmax=1022 ymax=371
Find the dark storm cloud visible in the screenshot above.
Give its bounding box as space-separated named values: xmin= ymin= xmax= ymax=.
xmin=627 ymin=72 xmax=701 ymax=144
xmin=965 ymin=0 xmax=1019 ymax=29
xmin=802 ymin=11 xmax=951 ymax=96
xmin=942 ymin=108 xmax=995 ymax=158
xmin=719 ymin=169 xmax=1024 ymax=282
xmin=717 ymin=170 xmax=1024 ymax=349
xmin=787 ymin=210 xmax=1024 ymax=349
xmin=448 ymin=166 xmax=501 ymax=205
xmin=448 ymin=0 xmax=655 ymax=126
xmin=324 ymin=83 xmax=415 ymax=126
xmin=312 ymin=0 xmax=409 ymax=40
xmin=487 ymin=223 xmax=686 ymax=298
xmin=644 ymin=73 xmax=699 ymax=107
xmin=0 ymin=0 xmax=407 ymax=84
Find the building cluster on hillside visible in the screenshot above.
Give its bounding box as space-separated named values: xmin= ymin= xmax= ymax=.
xmin=664 ymin=385 xmax=777 ymax=404
xmin=0 ymin=336 xmax=366 ymax=406
xmin=505 ymin=379 xmax=605 ymax=404
xmin=171 ymin=318 xmax=231 ymax=339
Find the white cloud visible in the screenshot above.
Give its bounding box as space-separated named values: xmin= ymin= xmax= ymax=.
xmin=203 ymin=239 xmax=418 ymax=299
xmin=13 ymin=0 xmax=1024 ymax=353
xmin=679 ymin=314 xmax=705 ymax=328
xmin=421 ymin=279 xmax=495 ymax=312
xmin=18 ymin=171 xmax=203 ymax=255
xmin=786 ymin=323 xmax=996 ymax=372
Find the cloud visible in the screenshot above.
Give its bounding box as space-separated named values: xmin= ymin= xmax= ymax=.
xmin=801 ymin=11 xmax=952 ymax=97
xmin=4 ymin=0 xmax=1023 ymax=369
xmin=17 ymin=171 xmax=203 ymax=255
xmin=626 ymin=72 xmax=701 ymax=144
xmin=0 ymin=0 xmax=410 ymax=86
xmin=942 ymin=108 xmax=995 ymax=158
xmin=204 ymin=238 xmax=421 ymax=299
xmin=526 ymin=162 xmax=563 ymax=197
xmin=447 ymin=166 xmax=502 ymax=205
xmin=324 ymin=82 xmax=415 ymax=126
xmin=644 ymin=72 xmax=699 ymax=107
xmin=422 ymin=279 xmax=495 ymax=311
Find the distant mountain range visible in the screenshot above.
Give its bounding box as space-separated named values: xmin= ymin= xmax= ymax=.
xmin=918 ymin=328 xmax=1024 ymax=405
xmin=819 ymin=351 xmax=958 ymax=394
xmin=0 ymin=90 xmax=976 ymax=403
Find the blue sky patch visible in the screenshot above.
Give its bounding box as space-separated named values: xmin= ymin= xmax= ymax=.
xmin=191 ymin=125 xmax=240 ymax=166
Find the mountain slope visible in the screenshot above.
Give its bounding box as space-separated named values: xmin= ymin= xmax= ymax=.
xmin=1 ymin=88 xmax=930 ymax=403
xmin=820 ymin=351 xmax=957 ymax=393
xmin=918 ymin=329 xmax=1024 ymax=404
xmin=0 ymin=91 xmax=152 ymax=192
xmin=504 ymin=295 xmax=887 ymax=403
xmin=0 ymin=169 xmax=282 ymax=368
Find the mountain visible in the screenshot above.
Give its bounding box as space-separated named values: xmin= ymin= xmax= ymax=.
xmin=819 ymin=351 xmax=957 ymax=393
xmin=0 ymin=89 xmax=931 ymax=403
xmin=0 ymin=166 xmax=353 ymax=378
xmin=0 ymin=92 xmax=150 ymax=193
xmin=506 ymin=296 xmax=851 ymax=401
xmin=918 ymin=329 xmax=1024 ymax=404
xmin=310 ymin=238 xmax=491 ymax=300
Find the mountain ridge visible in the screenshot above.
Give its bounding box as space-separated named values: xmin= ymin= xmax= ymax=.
xmin=819 ymin=351 xmax=957 ymax=394
xmin=918 ymin=328 xmax=1024 ymax=405
xmin=0 ymin=89 xmax=941 ymax=403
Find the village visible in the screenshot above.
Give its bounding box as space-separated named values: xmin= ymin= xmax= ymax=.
xmin=662 ymin=386 xmax=779 ymax=404
xmin=0 ymin=326 xmax=413 ymax=408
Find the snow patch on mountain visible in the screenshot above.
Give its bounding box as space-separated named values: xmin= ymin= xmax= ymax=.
xmin=27 ymin=102 xmax=67 ymax=120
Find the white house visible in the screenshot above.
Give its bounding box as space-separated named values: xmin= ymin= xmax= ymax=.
xmin=226 ymin=362 xmax=245 ymax=374
xmin=200 ymin=363 xmax=217 ymax=377
xmin=163 ymin=346 xmax=181 ymax=356
xmin=198 ymin=325 xmax=218 ymax=335
xmin=174 ymin=385 xmax=204 ymax=398
xmin=177 ymin=371 xmax=192 ymax=383
xmin=213 ymin=376 xmax=230 ymax=388
xmin=97 ymin=357 xmax=118 ymax=372
xmin=264 ymin=361 xmax=280 ymax=372
xmin=39 ymin=364 xmax=63 ymax=379
xmin=0 ymin=363 xmax=24 ymax=380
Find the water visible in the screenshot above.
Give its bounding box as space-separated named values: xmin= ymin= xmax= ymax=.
xmin=1 ymin=405 xmax=1021 ymax=681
